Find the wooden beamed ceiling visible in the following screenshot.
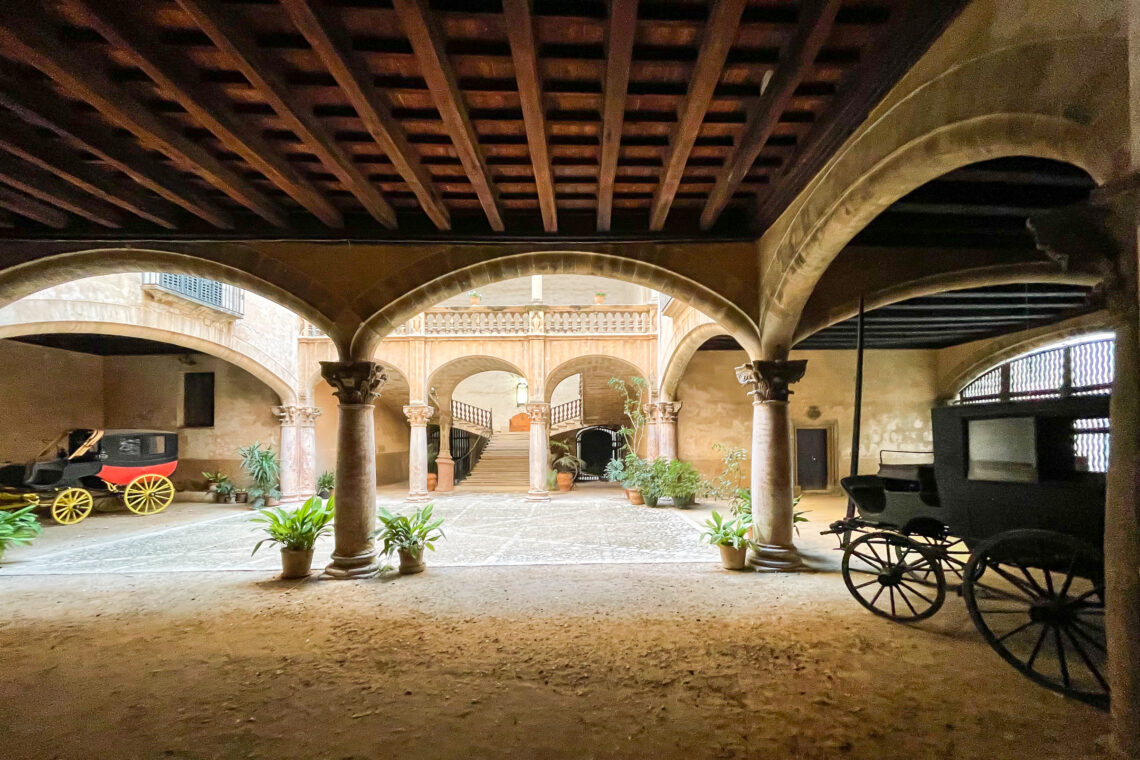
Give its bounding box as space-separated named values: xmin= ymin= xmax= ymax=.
xmin=0 ymin=0 xmax=966 ymax=239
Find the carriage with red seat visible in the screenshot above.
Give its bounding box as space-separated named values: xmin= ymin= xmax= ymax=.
xmin=0 ymin=429 xmax=178 ymax=524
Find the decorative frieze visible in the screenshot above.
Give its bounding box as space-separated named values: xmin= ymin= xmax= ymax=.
xmin=735 ymin=359 xmax=808 ymax=402
xmin=320 ymin=361 xmax=386 ymax=405
xmin=403 ymin=404 xmax=435 ymax=426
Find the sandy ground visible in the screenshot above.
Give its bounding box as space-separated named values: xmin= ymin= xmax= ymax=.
xmin=0 ymin=492 xmax=1112 ymax=759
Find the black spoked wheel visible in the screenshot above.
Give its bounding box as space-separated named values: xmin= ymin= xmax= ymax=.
xmin=962 ymin=529 xmax=1108 ymax=711
xmin=842 ymin=531 xmax=946 ymax=622
xmin=912 ymin=534 xmax=982 ymax=583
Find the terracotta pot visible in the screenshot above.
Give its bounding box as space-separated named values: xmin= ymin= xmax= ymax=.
xmin=469 ymin=295 xmax=480 ymax=305
xmin=398 ymin=548 xmax=426 ymax=575
xmin=628 ymin=488 xmax=644 ymax=505
xmin=266 ymin=496 xmax=281 ymax=507
xmin=280 ymin=547 xmax=314 ymax=579
xmin=235 ymin=492 xmax=249 ymax=504
xmin=426 ymin=473 xmax=438 ymax=491
xmin=594 ymin=294 xmax=605 ymax=304
xmin=556 ymin=472 xmax=573 ymax=492
xmin=719 ymin=544 xmax=748 ymax=571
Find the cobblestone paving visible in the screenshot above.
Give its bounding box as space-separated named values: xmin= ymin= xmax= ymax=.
xmin=1 ymin=491 xmax=714 ymax=575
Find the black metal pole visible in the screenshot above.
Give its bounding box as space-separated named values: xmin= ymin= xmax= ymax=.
xmin=846 ymin=295 xmax=865 ymax=522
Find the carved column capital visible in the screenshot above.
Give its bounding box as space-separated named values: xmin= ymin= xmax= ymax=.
xmin=657 ymin=401 xmax=682 ymax=423
xmin=297 ymin=406 xmax=322 ymax=427
xmin=525 ymin=402 xmax=551 ymax=424
xmin=403 ymin=404 xmax=434 ymax=426
xmin=272 ymin=405 xmax=299 ymax=426
xmin=735 ymin=359 xmax=807 ymax=402
xmin=321 ymin=361 xmax=386 ymax=405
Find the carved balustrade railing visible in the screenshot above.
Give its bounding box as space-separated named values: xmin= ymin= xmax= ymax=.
xmin=551 ymin=398 xmax=582 ymax=426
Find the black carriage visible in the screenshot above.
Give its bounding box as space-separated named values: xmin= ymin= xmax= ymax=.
xmin=0 ymin=429 xmax=179 ymax=525
xmin=826 ymin=396 xmax=1110 ymax=709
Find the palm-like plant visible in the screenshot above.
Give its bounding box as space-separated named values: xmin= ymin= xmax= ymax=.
xmin=549 ymin=439 xmax=586 ymax=474
xmin=0 ymin=506 xmax=42 ymax=561
xmin=239 ymin=441 xmax=281 ymax=508
xmin=698 ymin=510 xmax=752 ymax=550
xmin=251 ymin=495 xmax=335 ymax=554
xmin=373 ymin=504 xmax=445 ymax=560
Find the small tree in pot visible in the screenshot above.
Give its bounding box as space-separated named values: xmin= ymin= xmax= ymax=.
xmin=550 ymin=440 xmax=585 ymax=492
xmin=316 ymin=470 xmax=335 ymax=499
xmin=251 ymin=495 xmax=335 ymax=579
xmin=239 ymin=441 xmax=281 ymax=508
xmin=664 ymin=460 xmax=702 ymax=507
xmin=214 ymin=477 xmax=236 ymax=503
xmin=699 ymin=510 xmax=752 ymax=570
xmin=374 ymin=503 xmax=445 ymax=575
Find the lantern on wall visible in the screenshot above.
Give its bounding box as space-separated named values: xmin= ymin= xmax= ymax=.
xmin=516 ymin=379 xmax=529 ymax=406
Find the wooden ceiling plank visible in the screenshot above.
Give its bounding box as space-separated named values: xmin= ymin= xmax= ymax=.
xmin=280 ymin=0 xmax=450 ymax=230
xmin=0 ymin=185 xmax=70 ymax=228
xmin=76 ymin=1 xmax=341 ymax=228
xmin=393 ymin=0 xmax=505 ymax=231
xmin=0 ymin=5 xmax=285 ymax=226
xmin=502 ymin=0 xmax=557 ymax=233
xmin=177 ymin=0 xmax=396 ymax=227
xmin=649 ymin=0 xmax=747 ymax=231
xmin=700 ymin=0 xmax=840 ymax=230
xmin=0 ymin=77 xmax=232 ymax=229
xmin=0 ymin=209 xmax=14 ymax=228
xmin=597 ymin=0 xmax=639 ymax=232
xmin=0 ymin=152 xmax=124 ymax=227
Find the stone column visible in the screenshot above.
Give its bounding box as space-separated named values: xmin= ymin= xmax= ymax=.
xmin=645 ymin=403 xmax=660 ymax=459
xmin=272 ymin=405 xmax=300 ymax=501
xmin=320 ymin=361 xmax=386 ymax=579
xmin=526 ymin=402 xmax=551 ymax=501
xmin=736 ymin=359 xmax=807 ymax=571
xmin=297 ymin=406 xmax=321 ymax=495
xmin=657 ymin=401 xmax=681 ymax=461
xmin=404 ymin=404 xmax=434 ymax=502
xmin=436 ymin=415 xmax=455 ymax=492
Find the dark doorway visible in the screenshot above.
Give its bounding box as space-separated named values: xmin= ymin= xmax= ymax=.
xmin=578 ymin=427 xmax=620 ymax=480
xmin=796 ymin=428 xmax=829 ymax=491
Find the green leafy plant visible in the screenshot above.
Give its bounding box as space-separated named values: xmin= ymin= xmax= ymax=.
xmin=664 ymin=459 xmax=702 ymax=501
xmin=639 ymin=457 xmax=671 ymax=506
xmin=607 ymin=376 xmax=648 ymax=457
xmin=699 ymin=510 xmax=752 ymax=550
xmin=373 ymin=503 xmax=445 ymax=561
xmin=549 ymin=439 xmax=586 ymax=474
xmin=202 ymin=471 xmax=228 ymax=488
xmin=316 ymin=470 xmax=335 ymax=492
xmin=595 ymin=291 xmax=606 ymax=297
xmin=603 ymin=456 xmax=625 ymax=484
xmin=731 ymin=489 xmax=810 ymax=534
xmin=0 ymin=505 xmax=42 ymax=561
xmin=546 ymin=468 xmax=559 ymax=490
xmin=250 ymin=495 xmax=334 ymax=555
xmin=700 ymin=444 xmax=747 ymax=501
xmin=239 ymin=441 xmax=281 ymax=508
xmin=214 ymin=477 xmax=236 ymax=501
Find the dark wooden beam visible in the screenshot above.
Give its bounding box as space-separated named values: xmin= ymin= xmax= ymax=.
xmin=393 ymin=0 xmax=504 ymax=232
xmin=597 ymin=0 xmax=639 ymax=233
xmin=889 ymin=201 xmax=1047 ymax=218
xmin=280 ymin=0 xmax=450 ymax=230
xmin=700 ymin=0 xmax=841 ymax=230
xmin=503 ymin=0 xmax=557 ymax=233
xmin=74 ymin=1 xmax=340 ymax=228
xmin=177 ymin=0 xmax=396 ymax=227
xmin=0 ymin=75 xmax=231 ymax=229
xmin=0 ymin=210 xmax=14 ymax=228
xmin=0 ymin=4 xmax=285 ymax=226
xmin=942 ymin=167 xmax=1096 ymax=188
xmin=0 ymin=186 xmax=69 ymax=228
xmin=649 ymin=0 xmax=747 ymax=231
xmin=0 ymin=153 xmax=123 ymax=228
xmin=0 ymin=111 xmax=176 ymax=229
xmin=755 ymin=1 xmax=969 ymax=228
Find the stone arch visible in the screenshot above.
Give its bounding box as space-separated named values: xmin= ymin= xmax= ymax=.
xmin=427 ymin=355 xmax=530 ymax=413
xmin=350 ymin=250 xmax=762 ymax=361
xmin=544 ymin=355 xmax=646 ymax=403
xmin=758 ymin=29 xmax=1124 ymax=357
xmin=659 ymin=322 xmax=732 ymax=402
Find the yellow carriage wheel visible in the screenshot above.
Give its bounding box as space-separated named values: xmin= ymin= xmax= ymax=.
xmin=124 ymin=474 xmax=175 ymax=515
xmin=52 ymin=488 xmax=94 ymax=525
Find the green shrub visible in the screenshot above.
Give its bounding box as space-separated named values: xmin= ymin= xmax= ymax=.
xmin=373 ymin=504 xmax=445 ymax=561
xmin=699 ymin=510 xmax=751 ymax=549
xmin=0 ymin=506 xmax=42 ymax=561
xmin=664 ymin=460 xmax=702 ymax=499
xmin=316 ymin=470 xmax=335 ymax=492
xmin=239 ymin=442 xmax=281 ymax=508
xmin=251 ymin=495 xmax=334 ymax=554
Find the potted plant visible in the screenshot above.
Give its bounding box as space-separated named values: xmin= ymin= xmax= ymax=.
xmin=608 ymin=376 xmax=650 ymax=503
xmin=664 ymin=460 xmax=702 ymax=507
xmin=202 ymin=471 xmax=227 ymax=493
xmin=215 ymin=477 xmax=237 ymax=504
xmin=239 ymin=441 xmax=281 ymax=508
xmin=251 ymin=495 xmax=335 ymax=579
xmin=316 ymin=470 xmax=335 ymax=499
xmin=468 ymin=289 xmax=481 ymax=305
xmin=594 ymin=291 xmax=605 ymax=304
xmin=0 ymin=505 xmax=42 ymax=563
xmin=550 ymin=440 xmax=585 ymax=492
xmin=699 ymin=510 xmax=752 ymax=570
xmin=621 ymin=454 xmax=651 ymax=505
xmin=604 ymin=456 xmax=626 ymax=496
xmin=374 ymin=503 xmax=445 ymax=575
xmin=235 ymin=488 xmax=249 ymax=504
xmin=426 ymin=440 xmax=439 ymax=492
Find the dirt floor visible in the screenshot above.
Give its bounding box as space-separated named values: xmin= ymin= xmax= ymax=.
xmin=0 ymin=528 xmax=1112 ymax=759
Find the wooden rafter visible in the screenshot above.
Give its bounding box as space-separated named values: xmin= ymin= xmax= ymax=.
xmin=503 ymin=0 xmax=556 ymax=233
xmin=0 ymin=152 xmax=123 ymax=228
xmin=0 ymin=77 xmax=231 ymax=229
xmin=393 ymin=0 xmax=505 ymax=232
xmin=279 ymin=0 xmax=450 ymax=230
xmin=0 ymin=186 xmax=69 ymax=228
xmin=700 ymin=0 xmax=841 ymax=230
xmin=0 ymin=4 xmax=285 ymax=226
xmin=648 ymin=0 xmax=747 ymax=232
xmin=177 ymin=0 xmax=396 ymax=228
xmin=597 ymin=0 xmax=639 ymax=233
xmin=0 ymin=210 xmax=14 ymax=229
xmin=74 ymin=1 xmax=342 ymax=228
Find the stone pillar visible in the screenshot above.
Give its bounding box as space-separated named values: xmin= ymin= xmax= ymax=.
xmin=736 ymin=359 xmax=807 ymax=571
xmin=297 ymin=406 xmax=321 ymax=495
xmin=319 ymin=361 xmax=386 ymax=579
xmin=645 ymin=403 xmax=660 ymax=459
xmin=404 ymin=404 xmax=434 ymax=502
xmin=436 ymin=415 xmax=455 ymax=492
xmin=657 ymin=402 xmax=681 ymax=461
xmin=272 ymin=405 xmax=300 ymax=501
xmin=526 ymin=402 xmax=551 ymax=501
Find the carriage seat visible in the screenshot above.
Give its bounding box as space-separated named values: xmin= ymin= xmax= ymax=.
xmin=840 ymin=475 xmax=886 ymax=514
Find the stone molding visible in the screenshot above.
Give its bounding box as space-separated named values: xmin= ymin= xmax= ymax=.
xmin=321 ymin=361 xmax=386 ymax=405
xmin=735 ymin=360 xmax=807 ymax=402
xmin=296 ymin=406 xmax=322 ymax=427
xmin=272 ymin=405 xmax=299 ymax=426
xmin=403 ymin=404 xmax=434 ymax=426
xmin=657 ymin=401 xmax=682 ymax=423
xmin=525 ymin=402 xmax=551 ymax=424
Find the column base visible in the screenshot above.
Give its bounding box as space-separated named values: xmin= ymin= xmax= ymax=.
xmin=323 ymin=549 xmax=380 ymax=580
xmin=406 ymin=489 xmax=431 ymax=503
xmin=747 ymin=543 xmax=803 ymax=572
xmin=526 ymin=488 xmax=550 ymax=501
xmin=436 ymin=457 xmax=455 ymax=492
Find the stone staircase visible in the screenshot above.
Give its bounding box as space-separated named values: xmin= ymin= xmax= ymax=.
xmin=457 ymin=431 xmax=530 ymax=491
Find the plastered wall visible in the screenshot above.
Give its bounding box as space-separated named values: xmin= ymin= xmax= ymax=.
xmin=312 ymin=381 xmax=410 ymax=486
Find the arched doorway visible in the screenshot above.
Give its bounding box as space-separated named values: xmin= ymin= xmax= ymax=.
xmin=576 ymin=426 xmax=622 ymax=481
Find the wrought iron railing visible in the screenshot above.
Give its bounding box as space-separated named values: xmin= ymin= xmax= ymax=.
xmin=428 ymin=426 xmax=488 ymax=484
xmin=960 ymin=336 xmax=1114 ymax=403
xmin=142 ymin=273 xmax=243 ymax=316
xmin=551 ymin=398 xmax=582 ymax=426
xmin=451 ymin=399 xmax=492 ymax=431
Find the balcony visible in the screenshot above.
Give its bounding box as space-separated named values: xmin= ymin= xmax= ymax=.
xmin=141 ymin=273 xmax=244 ymax=317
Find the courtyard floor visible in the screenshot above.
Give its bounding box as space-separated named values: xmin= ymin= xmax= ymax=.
xmin=0 ymin=489 xmax=1112 ymax=759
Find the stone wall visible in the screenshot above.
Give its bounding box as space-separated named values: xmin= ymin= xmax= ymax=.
xmin=312 ymin=382 xmax=410 ymax=486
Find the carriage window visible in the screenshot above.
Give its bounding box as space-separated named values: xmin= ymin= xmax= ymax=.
xmin=967 ymin=417 xmax=1037 ymax=482
xmin=118 ymin=437 xmax=142 ymax=457
xmin=183 ymin=372 xmax=214 ymax=428
xmin=146 ymin=436 xmax=166 ymax=456
xmin=1073 ymin=418 xmax=1110 ymax=473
